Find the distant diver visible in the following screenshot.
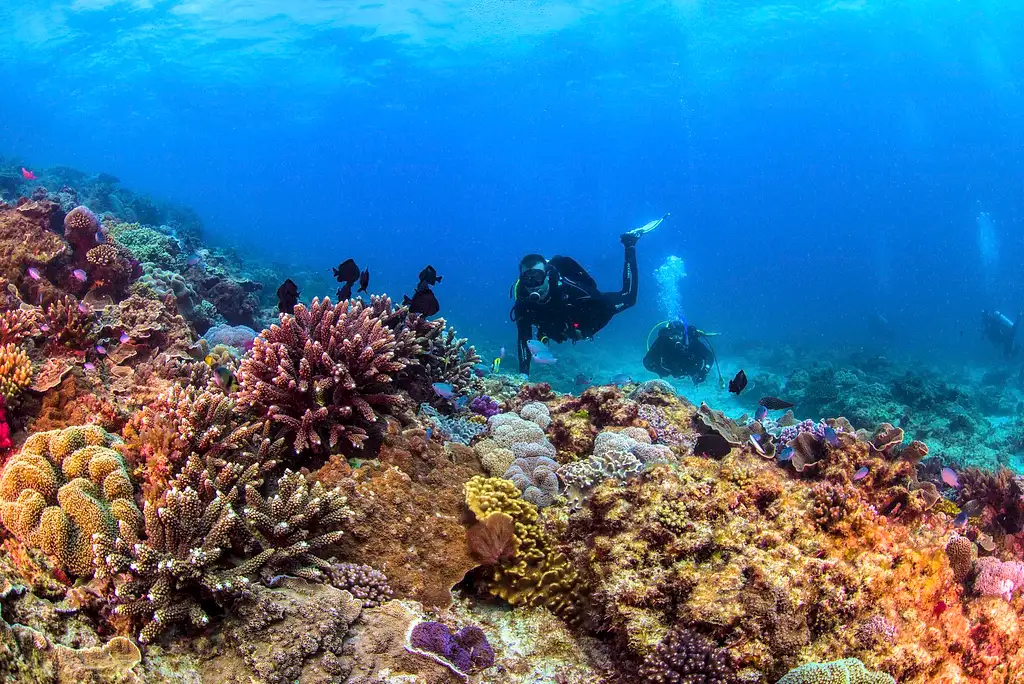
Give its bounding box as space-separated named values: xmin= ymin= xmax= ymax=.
xmin=642 ymin=320 xmax=719 ymax=386
xmin=512 ymin=214 xmax=668 ymax=374
xmin=981 ymin=309 xmax=1021 ymax=357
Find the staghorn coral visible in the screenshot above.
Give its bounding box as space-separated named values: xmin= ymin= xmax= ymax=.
xmin=503 ymin=455 xmax=560 ymax=508
xmin=0 ymin=426 xmax=139 ymax=576
xmin=639 ymin=626 xmax=737 ymax=684
xmin=237 ymin=296 xmax=417 ymax=453
xmin=777 ymin=658 xmax=895 ymax=684
xmin=0 ymin=306 xmax=40 ymax=346
xmin=329 ymin=562 xmax=393 ymax=608
xmin=43 ymin=295 xmax=98 ymax=349
xmin=463 ymin=476 xmax=577 ymax=619
xmin=0 ymin=342 xmax=32 ymax=401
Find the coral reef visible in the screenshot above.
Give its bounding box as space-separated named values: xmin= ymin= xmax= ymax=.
xmin=639 ymin=626 xmax=737 ymax=683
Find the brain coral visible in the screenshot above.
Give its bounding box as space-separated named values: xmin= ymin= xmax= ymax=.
xmin=464 ymin=476 xmax=577 ymax=618
xmin=0 ymin=342 xmax=33 ymax=400
xmin=777 ymin=658 xmax=895 ymax=684
xmin=0 ymin=426 xmax=140 ymax=575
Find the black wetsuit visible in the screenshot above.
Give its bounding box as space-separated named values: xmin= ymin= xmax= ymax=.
xmin=513 ymin=242 xmax=638 ymax=374
xmin=643 ymin=324 xmax=714 ymax=384
xmin=981 ymin=310 xmax=1020 ymax=357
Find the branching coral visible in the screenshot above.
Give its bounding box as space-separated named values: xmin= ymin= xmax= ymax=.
xmin=416 ymin=323 xmax=480 ymax=394
xmin=43 ymin=295 xmax=97 ymax=349
xmin=0 ymin=342 xmax=32 ymax=401
xmin=0 ymin=426 xmax=139 ymax=576
xmin=237 ymin=297 xmax=416 ymax=453
xmin=463 ymin=476 xmax=577 ymax=619
xmin=0 ymin=307 xmax=40 ymax=346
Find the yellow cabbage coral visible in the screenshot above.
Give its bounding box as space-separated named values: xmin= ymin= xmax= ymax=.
xmin=0 ymin=426 xmax=140 ymax=576
xmin=0 ymin=343 xmax=32 ymax=400
xmin=464 ymin=476 xmax=577 ymax=618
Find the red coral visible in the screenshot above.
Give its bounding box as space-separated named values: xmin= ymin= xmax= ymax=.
xmin=237 ymin=297 xmax=420 ymax=453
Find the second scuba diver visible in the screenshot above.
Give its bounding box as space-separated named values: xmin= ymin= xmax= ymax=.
xmin=981 ymin=309 xmax=1021 ymax=358
xmin=642 ymin=320 xmax=718 ymax=385
xmin=511 ymin=215 xmax=669 ymax=374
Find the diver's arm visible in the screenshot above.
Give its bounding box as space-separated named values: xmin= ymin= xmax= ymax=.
xmin=517 ymin=316 xmax=532 ymax=374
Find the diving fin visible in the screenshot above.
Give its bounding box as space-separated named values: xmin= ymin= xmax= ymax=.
xmin=633 ymin=213 xmax=670 ymax=236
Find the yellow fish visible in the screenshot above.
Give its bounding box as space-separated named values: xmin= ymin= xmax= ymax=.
xmin=492 ymin=357 xmax=501 ymax=373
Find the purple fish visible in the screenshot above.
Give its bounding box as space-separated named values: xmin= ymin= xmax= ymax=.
xmin=77 ymin=303 xmax=91 ymax=314
xmin=26 ymin=267 xmax=41 ymax=280
xmin=95 ymin=345 xmax=106 ymax=355
xmin=940 ymin=467 xmax=959 ymax=488
xmin=754 ymin=405 xmax=768 ymax=422
xmin=39 ymin=324 xmax=50 ymax=332
xmin=83 ymin=362 xmax=95 ymax=371
xmin=71 ymin=269 xmax=87 ymax=282
xmin=853 ymin=466 xmax=869 ymax=481
xmin=186 ymin=253 xmax=202 ymax=267
xmin=119 ymin=332 xmax=130 ymax=344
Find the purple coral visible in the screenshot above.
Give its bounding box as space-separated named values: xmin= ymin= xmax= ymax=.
xmin=973 ymin=556 xmax=1024 ymax=601
xmin=777 ymin=418 xmax=841 ymax=444
xmin=203 ymin=323 xmax=258 ymax=352
xmin=409 ymin=621 xmax=495 ymax=675
xmin=503 ymin=455 xmax=561 ymax=507
xmin=638 ymin=626 xmax=737 ymax=683
xmin=638 ymin=403 xmax=691 ymax=448
xmin=470 ymin=395 xmax=501 ymax=418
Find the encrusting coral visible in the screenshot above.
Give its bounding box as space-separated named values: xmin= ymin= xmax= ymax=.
xmin=0 ymin=426 xmax=140 ymax=576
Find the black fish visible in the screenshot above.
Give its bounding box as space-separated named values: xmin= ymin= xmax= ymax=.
xmin=276 ymin=279 xmax=299 ymax=314
xmin=418 ymin=265 xmax=442 ymax=287
xmin=404 ymin=288 xmax=439 ymax=316
xmin=728 ymin=370 xmax=747 ymax=395
xmin=357 ymin=269 xmax=370 ymax=293
xmin=333 ymin=258 xmax=360 ymax=284
xmin=759 ymin=396 xmax=795 ymax=410
xmin=337 ymin=282 xmax=353 ymax=300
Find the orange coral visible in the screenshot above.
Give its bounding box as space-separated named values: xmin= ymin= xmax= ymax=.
xmin=0 ymin=342 xmax=32 ymax=400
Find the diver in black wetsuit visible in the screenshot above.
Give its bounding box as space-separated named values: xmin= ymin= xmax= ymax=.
xmin=642 ymin=321 xmax=716 ymax=385
xmin=981 ymin=309 xmax=1020 ymax=357
xmin=512 ymin=215 xmax=667 ymax=374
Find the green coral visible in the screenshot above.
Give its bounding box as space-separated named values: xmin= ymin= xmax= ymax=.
xmin=0 ymin=426 xmax=140 ymax=576
xmin=464 ymin=476 xmax=577 ymax=619
xmin=777 ymin=658 xmax=895 ymax=684
xmin=105 ymin=220 xmax=180 ymax=268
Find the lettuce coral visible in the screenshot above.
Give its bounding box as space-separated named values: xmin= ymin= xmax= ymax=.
xmin=0 ymin=426 xmax=139 ymax=576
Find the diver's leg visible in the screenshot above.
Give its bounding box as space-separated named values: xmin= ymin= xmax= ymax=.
xmin=613 ymin=241 xmax=639 ymax=312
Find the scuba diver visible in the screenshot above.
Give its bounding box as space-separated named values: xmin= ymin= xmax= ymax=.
xmin=981 ymin=309 xmax=1021 ymax=357
xmin=642 ymin=320 xmax=719 ymax=385
xmin=512 ymin=214 xmax=668 ymax=374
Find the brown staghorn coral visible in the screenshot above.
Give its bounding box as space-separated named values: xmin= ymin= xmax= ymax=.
xmin=463 ymin=476 xmax=577 ymax=619
xmin=0 ymin=342 xmax=33 ymax=401
xmin=0 ymin=426 xmax=139 ymax=576
xmin=418 ymin=323 xmax=480 ymax=394
xmin=237 ymin=296 xmax=417 ymax=453
xmin=43 ymin=295 xmax=98 ymax=349
xmin=0 ymin=307 xmax=40 ymax=346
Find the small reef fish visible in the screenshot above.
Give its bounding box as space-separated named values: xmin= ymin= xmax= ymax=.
xmin=960 ymin=499 xmax=983 ymax=517
xmin=754 ymin=405 xmax=768 ymax=422
xmin=72 ymin=269 xmax=88 ymax=282
xmin=338 ymin=282 xmax=354 ymax=300
xmin=39 ymin=324 xmax=50 ymax=332
xmin=358 ymin=269 xmax=370 ymax=293
xmin=119 ymin=332 xmax=130 ymax=344
xmin=778 ymin=447 xmax=794 ymax=462
xmin=83 ymin=362 xmax=95 ymax=371
xmin=953 ymin=511 xmax=968 ymax=528
xmin=748 ymin=435 xmax=765 ymax=456
xmin=404 ymin=288 xmax=440 ymax=316
xmin=417 ymin=265 xmax=442 ymax=287
xmin=213 ymin=366 xmax=237 ymax=391
xmin=610 ymin=373 xmax=632 ymax=385
xmin=823 ymin=426 xmax=839 ymax=447
xmin=95 ymin=230 xmax=106 ymax=244
xmin=526 ymin=340 xmax=557 ymax=365
xmin=333 ymin=258 xmax=361 ymax=284
xmin=276 ymin=279 xmax=299 ymax=314
xmin=77 ymin=302 xmax=91 ymax=314
xmin=940 ymin=467 xmax=960 ymax=488
xmin=472 ymin=362 xmax=490 ymax=377
xmin=853 ymin=466 xmax=869 ymax=481
xmin=186 ymin=253 xmax=203 ymax=267
xmin=425 ymin=427 xmax=433 ymax=443
xmin=95 ymin=345 xmax=106 ymax=355
xmin=574 ymin=374 xmax=592 ymax=387
xmin=26 ymin=267 xmax=41 ymax=280
xmin=491 ymin=357 xmax=501 ymax=374
xmin=455 ymin=396 xmax=469 ymax=409
xmin=759 ymin=396 xmax=795 ymax=410
xmin=499 ymin=346 xmax=505 ymax=359
xmin=432 ymin=382 xmax=455 ymax=399
xmin=21 ymin=167 xmax=36 ymax=180
xmin=728 ymin=370 xmax=747 ymax=395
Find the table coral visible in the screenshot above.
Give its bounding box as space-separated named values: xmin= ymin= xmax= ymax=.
xmin=0 ymin=426 xmax=139 ymax=576
xmin=237 ymin=296 xmax=417 ymax=453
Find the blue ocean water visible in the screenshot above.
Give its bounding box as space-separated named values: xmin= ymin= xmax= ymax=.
xmin=1 ymin=0 xmax=1022 ymax=396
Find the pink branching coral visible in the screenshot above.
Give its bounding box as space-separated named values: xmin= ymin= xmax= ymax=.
xmin=0 ymin=307 xmax=40 ymax=346
xmin=237 ymin=297 xmax=420 ymax=453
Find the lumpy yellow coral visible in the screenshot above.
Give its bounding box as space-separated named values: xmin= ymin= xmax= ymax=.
xmin=778 ymin=658 xmax=895 ymax=684
xmin=464 ymin=476 xmax=577 ymax=618
xmin=0 ymin=426 xmax=140 ymax=576
xmin=0 ymin=342 xmax=32 ymax=400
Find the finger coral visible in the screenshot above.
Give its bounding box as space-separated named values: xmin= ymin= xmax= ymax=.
xmin=463 ymin=476 xmax=577 ymax=618
xmin=237 ymin=296 xmax=417 ymax=454
xmin=639 ymin=626 xmax=737 ymax=684
xmin=329 ymin=562 xmax=393 ymax=607
xmin=0 ymin=342 xmax=32 ymax=401
xmin=0 ymin=307 xmax=40 ymax=346
xmin=0 ymin=426 xmax=139 ymax=576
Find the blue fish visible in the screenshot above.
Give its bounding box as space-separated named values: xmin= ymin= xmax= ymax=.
xmin=425 ymin=427 xmax=433 ymax=443
xmin=610 ymin=374 xmax=633 ymax=385
xmin=778 ymin=447 xmax=794 ymax=462
xmin=432 ymin=383 xmax=455 ymax=399
xmin=755 ymin=406 xmax=768 ymax=422
xmin=455 ymin=396 xmax=469 ymax=409
xmin=823 ymin=426 xmax=839 ymax=447
xmin=953 ymin=511 xmax=968 ymax=528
